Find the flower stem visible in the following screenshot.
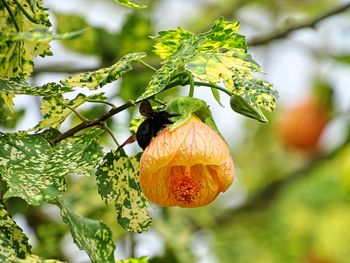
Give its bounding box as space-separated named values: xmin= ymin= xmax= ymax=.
xmin=194 ymin=81 xmax=232 ymax=96
xmin=187 ymin=73 xmax=194 ymax=97
xmin=137 ymin=59 xmax=157 ymax=71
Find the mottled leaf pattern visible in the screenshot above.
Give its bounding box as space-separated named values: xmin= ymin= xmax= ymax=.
xmin=36 ymin=93 xmax=107 ymax=130
xmin=185 ymin=50 xmax=261 ymax=85
xmin=138 ymin=17 xmax=277 ymax=122
xmin=0 ymin=128 xmax=103 ymax=205
xmin=0 ymin=92 xmax=15 ymax=113
xmin=113 ymin=0 xmax=146 ymax=8
xmin=96 ymin=151 xmax=152 ymax=233
xmin=0 ymin=78 xmax=72 ymax=96
xmin=18 ymin=255 xmax=64 ymax=262
xmin=230 ymin=71 xmax=277 ymax=112
xmin=136 ymin=60 xmax=180 ymax=101
xmin=60 ymin=52 xmax=146 ymax=90
xmin=0 ymin=0 xmax=51 ymax=79
xmin=153 ymin=28 xmax=194 ymax=60
xmin=117 ymin=257 xmax=148 ymax=263
xmin=60 ymin=204 xmax=115 ymax=263
xmin=0 ymin=28 xmax=86 ymax=43
xmin=0 ymin=202 xmax=31 ymax=261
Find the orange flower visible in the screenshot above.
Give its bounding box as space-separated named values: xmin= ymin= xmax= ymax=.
xmin=140 ymin=115 xmax=235 ymax=208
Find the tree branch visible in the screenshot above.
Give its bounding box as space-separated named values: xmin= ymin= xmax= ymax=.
xmin=50 ymin=100 xmax=136 ymax=145
xmin=248 ymin=3 xmax=350 ymax=46
xmin=49 ymin=77 xmax=188 ymax=145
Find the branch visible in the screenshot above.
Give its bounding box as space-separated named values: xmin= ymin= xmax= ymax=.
xmin=50 ymin=100 xmax=136 ymax=145
xmin=248 ymin=3 xmax=350 ymax=46
xmin=49 ymin=77 xmax=188 ymax=145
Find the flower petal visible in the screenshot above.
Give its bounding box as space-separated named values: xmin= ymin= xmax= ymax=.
xmin=170 ymin=116 xmax=230 ymax=166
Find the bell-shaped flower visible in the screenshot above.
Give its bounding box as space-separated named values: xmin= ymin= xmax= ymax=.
xmin=140 ymin=115 xmax=235 ymax=208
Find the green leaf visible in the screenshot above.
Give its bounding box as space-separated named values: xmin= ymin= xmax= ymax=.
xmin=60 ymin=52 xmax=146 ymax=90
xmin=230 ymin=94 xmax=267 ymax=123
xmin=0 ymin=28 xmax=86 ymax=43
xmin=0 ymin=202 xmax=31 ymax=261
xmin=136 ymin=60 xmax=181 ymax=102
xmin=166 ymin=96 xmax=222 ymax=136
xmin=0 ymin=92 xmax=15 ymax=113
xmin=333 ymin=54 xmax=350 ymax=65
xmin=60 ymin=203 xmax=115 ymax=263
xmin=138 ymin=18 xmax=277 ymax=122
xmin=116 ymin=257 xmax=148 ymax=263
xmin=153 ymin=28 xmax=194 ymax=60
xmin=211 ymin=86 xmax=224 ymax=107
xmin=228 ymin=72 xmax=278 ymax=122
xmin=116 ymin=12 xmax=154 ymax=55
xmin=0 ymin=79 xmax=72 ymax=96
xmin=36 ymin=93 xmax=107 ymax=130
xmin=0 ymin=128 xmax=103 ymax=205
xmin=185 ymin=49 xmax=261 ymax=86
xmin=96 ymin=151 xmax=152 ymax=233
xmin=18 ymin=255 xmax=64 ymax=262
xmin=55 ymin=13 xmax=119 ymax=57
xmin=0 ymin=0 xmax=51 ymax=79
xmin=113 ymin=0 xmax=146 ymax=9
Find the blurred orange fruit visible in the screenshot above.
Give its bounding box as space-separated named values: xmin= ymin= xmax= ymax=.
xmin=278 ymin=98 xmax=330 ymax=153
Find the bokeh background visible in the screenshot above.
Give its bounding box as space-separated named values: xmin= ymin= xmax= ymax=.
xmin=4 ymin=0 xmax=350 ymax=262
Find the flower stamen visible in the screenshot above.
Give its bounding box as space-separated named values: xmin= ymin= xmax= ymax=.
xmin=171 ymin=166 xmax=201 ymax=204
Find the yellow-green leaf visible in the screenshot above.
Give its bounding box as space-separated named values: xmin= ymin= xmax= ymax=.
xmin=0 ymin=202 xmax=31 ymax=261
xmin=60 ymin=52 xmax=146 ymax=90
xmin=60 ymin=204 xmax=115 ymax=263
xmin=113 ymin=0 xmax=146 ymax=9
xmin=96 ymin=151 xmax=152 ymax=233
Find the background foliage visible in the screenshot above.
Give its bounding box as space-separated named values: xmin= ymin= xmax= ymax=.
xmin=1 ymin=0 xmax=350 ymax=262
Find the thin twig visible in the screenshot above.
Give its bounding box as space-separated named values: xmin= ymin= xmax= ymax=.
xmin=137 ymin=59 xmax=158 ymax=71
xmin=101 ymin=122 xmax=120 ymax=147
xmin=85 ymin=99 xmax=117 ymax=108
xmin=248 ymin=3 xmax=350 ymax=46
xmin=50 ymin=100 xmax=136 ymax=145
xmin=56 ymin=98 xmax=87 ymax=122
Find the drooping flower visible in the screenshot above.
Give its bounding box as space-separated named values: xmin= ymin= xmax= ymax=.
xmin=139 ymin=115 xmax=235 ymax=208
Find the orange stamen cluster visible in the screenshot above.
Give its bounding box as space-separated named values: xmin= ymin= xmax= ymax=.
xmin=171 ymin=166 xmax=201 ymax=203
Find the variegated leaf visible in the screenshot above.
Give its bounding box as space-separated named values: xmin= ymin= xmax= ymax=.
xmin=140 ymin=17 xmax=277 ymax=122
xmin=36 ymin=93 xmax=107 ymax=130
xmin=113 ymin=0 xmax=146 ymax=8
xmin=185 ymin=49 xmax=262 ymax=85
xmin=96 ymin=151 xmax=151 ymax=233
xmin=136 ymin=60 xmax=180 ymax=102
xmin=0 ymin=128 xmax=103 ymax=205
xmin=116 ymin=257 xmax=148 ymax=263
xmin=60 ymin=52 xmax=146 ymax=90
xmin=0 ymin=78 xmax=72 ymax=96
xmin=0 ymin=0 xmax=51 ymax=79
xmin=153 ymin=28 xmax=194 ymax=60
xmin=0 ymin=202 xmax=31 ymax=261
xmin=60 ymin=204 xmax=115 ymax=263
